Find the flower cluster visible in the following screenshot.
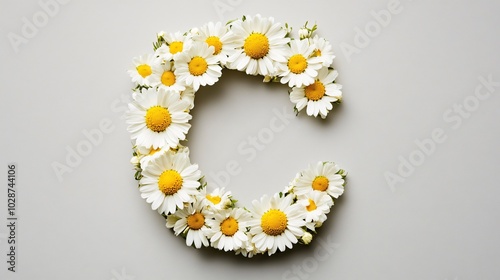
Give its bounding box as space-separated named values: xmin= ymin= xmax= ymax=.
xmin=126 ymin=15 xmax=346 ymax=257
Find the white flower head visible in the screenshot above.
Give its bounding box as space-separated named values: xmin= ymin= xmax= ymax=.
xmin=128 ymin=54 xmax=162 ymax=87
xmin=309 ymin=35 xmax=335 ymax=66
xmin=155 ymin=31 xmax=193 ymax=62
xmin=297 ymin=190 xmax=334 ymax=230
xmin=206 ymin=208 xmax=250 ymax=251
xmin=278 ymin=39 xmax=323 ymax=88
xmin=167 ymin=199 xmax=211 ymax=248
xmin=153 ymin=61 xmax=186 ymax=92
xmin=193 ymin=21 xmax=236 ymax=65
xmin=139 ymin=150 xmax=201 ymax=215
xmin=126 ymin=88 xmax=192 ymax=149
xmin=290 ymin=67 xmax=342 ymax=119
xmin=227 ymin=14 xmax=289 ymax=76
xmin=294 ymin=161 xmax=345 ymax=199
xmin=198 ymin=187 xmax=233 ymax=211
xmin=174 ymin=42 xmax=222 ymax=91
xmin=248 ymin=194 xmax=305 ymax=256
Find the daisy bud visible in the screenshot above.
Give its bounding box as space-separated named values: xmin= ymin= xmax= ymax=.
xmin=130 ymin=156 xmax=139 ymax=165
xmin=299 ymin=28 xmax=309 ymax=39
xmin=302 ymin=232 xmax=313 ymax=244
xmin=263 ymin=75 xmax=272 ymax=82
xmin=190 ymin=27 xmax=199 ymax=35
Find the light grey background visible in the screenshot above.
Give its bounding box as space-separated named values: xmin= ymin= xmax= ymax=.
xmin=1 ymin=0 xmax=499 ymax=279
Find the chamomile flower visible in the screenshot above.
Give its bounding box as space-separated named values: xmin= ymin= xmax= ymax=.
xmin=227 ymin=14 xmax=289 ymax=76
xmin=294 ymin=161 xmax=345 ymax=199
xmin=167 ymin=200 xmax=211 ymax=248
xmin=174 ymin=42 xmax=222 ymax=91
xmin=139 ymin=150 xmax=201 ymax=215
xmin=309 ymin=35 xmax=335 ymax=66
xmin=135 ymin=144 xmax=190 ymax=171
xmin=290 ymin=67 xmax=342 ymax=119
xmin=180 ymin=87 xmax=195 ymax=110
xmin=248 ymin=194 xmax=305 ymax=255
xmin=126 ymin=88 xmax=192 ymax=149
xmin=198 ymin=187 xmax=233 ymax=211
xmin=206 ymin=208 xmax=250 ymax=251
xmin=193 ymin=21 xmax=236 ymax=65
xmin=297 ymin=190 xmax=333 ymax=230
xmin=155 ymin=31 xmax=193 ymax=62
xmin=154 ymin=61 xmax=186 ymax=92
xmin=235 ymin=233 xmax=262 ymax=258
xmin=278 ymin=39 xmax=323 ymax=88
xmin=128 ymin=54 xmax=162 ymax=86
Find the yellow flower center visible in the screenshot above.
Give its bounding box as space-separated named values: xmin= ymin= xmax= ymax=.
xmin=313 ymin=49 xmax=322 ymax=57
xmin=137 ymin=64 xmax=152 ymax=78
xmin=161 ymin=70 xmax=176 ymax=86
xmin=148 ymin=147 xmax=161 ymax=155
xmin=288 ymin=54 xmax=308 ymax=74
xmin=206 ymin=36 xmax=223 ymax=55
xmin=145 ymin=106 xmax=171 ymax=133
xmin=312 ymin=176 xmax=329 ymax=192
xmin=188 ymin=56 xmax=208 ymax=76
xmin=220 ymin=217 xmax=239 ymax=236
xmin=206 ymin=194 xmax=221 ymax=205
xmin=158 ymin=170 xmax=183 ymax=195
xmin=187 ymin=212 xmax=205 ymax=230
xmin=261 ymin=209 xmax=288 ymax=236
xmin=243 ymin=33 xmax=269 ymax=59
xmin=304 ymin=81 xmax=326 ymax=101
xmin=169 ymin=41 xmax=183 ymax=54
xmin=306 ymin=199 xmax=317 ymax=212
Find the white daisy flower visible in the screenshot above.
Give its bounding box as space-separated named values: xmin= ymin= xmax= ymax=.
xmin=248 ymin=194 xmax=305 ymax=256
xmin=278 ymin=39 xmax=323 ymax=88
xmin=139 ymin=150 xmax=201 ymax=215
xmin=193 ymin=21 xmax=236 ymax=65
xmin=128 ymin=54 xmax=162 ymax=86
xmin=180 ymin=87 xmax=195 ymax=110
xmin=198 ymin=187 xmax=232 ymax=211
xmin=174 ymin=42 xmax=222 ymax=91
xmin=135 ymin=144 xmax=190 ymax=171
xmin=166 ymin=200 xmax=211 ymax=248
xmin=154 ymin=61 xmax=186 ymax=92
xmin=309 ymin=35 xmax=335 ymax=66
xmin=290 ymin=66 xmax=342 ymax=119
xmin=227 ymin=14 xmax=289 ymax=76
xmin=126 ymin=88 xmax=192 ymax=149
xmin=294 ymin=161 xmax=345 ymax=199
xmin=297 ymin=190 xmax=333 ymax=230
xmin=155 ymin=31 xmax=193 ymax=62
xmin=206 ymin=208 xmax=250 ymax=251
xmin=235 ymin=233 xmax=262 ymax=258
